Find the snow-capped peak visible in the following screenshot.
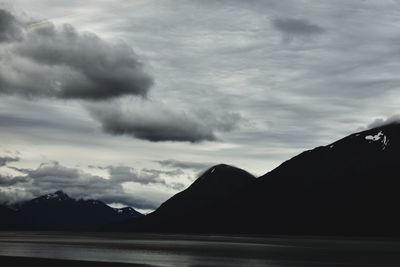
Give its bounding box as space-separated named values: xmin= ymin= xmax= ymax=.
xmin=33 ymin=190 xmax=71 ymax=203
xmin=44 ymin=190 xmax=68 ymax=199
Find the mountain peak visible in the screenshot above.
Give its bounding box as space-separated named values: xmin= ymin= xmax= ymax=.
xmin=194 ymin=164 xmax=255 ymax=186
xmin=150 ymin=163 xmax=255 ymax=220
xmin=208 ymin=164 xmax=234 ymax=173
xmin=44 ymin=190 xmax=70 ymax=200
xmin=115 ymin=207 xmax=143 ymax=218
xmin=14 ymin=192 xmax=143 ymax=231
xmin=54 ymin=190 xmax=68 ymax=196
xmin=322 ymin=122 xmax=400 ymax=153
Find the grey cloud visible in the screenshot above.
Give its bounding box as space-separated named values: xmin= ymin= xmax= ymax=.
xmin=156 ymin=159 xmax=213 ymax=171
xmin=0 ymin=11 xmax=153 ymax=100
xmin=272 ymin=18 xmax=325 ymax=36
xmin=4 ymin=0 xmax=400 ymax=181
xmin=0 ymin=187 xmax=33 ymax=204
xmin=367 ymin=115 xmax=400 ymax=129
xmin=6 ymin=165 xmax=32 ymax=174
xmin=168 ymin=182 xmax=185 ymax=191
xmin=0 ymin=9 xmax=22 ymax=42
xmin=0 ymin=8 xmax=244 ymax=145
xmin=141 ymin=168 xmax=186 ymax=190
xmin=0 ymin=174 xmax=29 ymax=186
xmin=142 ymin=168 xmax=184 ymax=177
xmin=0 ymin=161 xmax=163 ymax=209
xmin=87 ymin=101 xmax=241 ymax=142
xmin=0 ymin=155 xmax=19 ymax=167
xmin=90 ymin=165 xmax=185 ymax=190
xmin=107 ymin=165 xmax=164 ymax=185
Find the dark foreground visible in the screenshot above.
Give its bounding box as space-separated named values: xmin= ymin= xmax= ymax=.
xmin=1 ymin=232 xmax=400 ymax=266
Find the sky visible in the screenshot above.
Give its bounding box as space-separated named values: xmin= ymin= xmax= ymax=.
xmin=1 ymin=0 xmax=400 ymax=211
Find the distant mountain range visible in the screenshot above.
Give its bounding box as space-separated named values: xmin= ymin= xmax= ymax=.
xmin=0 ymin=191 xmax=142 ymax=231
xmin=2 ymin=123 xmax=400 ymax=236
xmin=111 ymin=123 xmax=400 ymax=236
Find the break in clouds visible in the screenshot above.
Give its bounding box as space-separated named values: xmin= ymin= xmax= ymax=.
xmin=0 ymin=9 xmax=240 ymax=143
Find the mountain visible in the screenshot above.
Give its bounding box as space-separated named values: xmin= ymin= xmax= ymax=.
xmin=112 ymin=164 xmax=256 ymax=232
xmin=115 ymin=207 xmax=143 ymax=219
xmin=222 ymin=122 xmax=400 ymax=236
xmin=116 ymin=123 xmax=400 ymax=236
xmin=0 ymin=205 xmax=20 ymax=230
xmin=155 ymin=164 xmax=255 ymax=216
xmin=13 ymin=190 xmax=142 ymax=231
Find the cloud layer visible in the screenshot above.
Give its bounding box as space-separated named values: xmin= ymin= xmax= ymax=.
xmin=2 ymin=0 xmax=400 ymax=207
xmin=0 ymin=10 xmax=153 ymax=100
xmin=0 ymin=9 xmax=22 ymax=42
xmin=87 ymin=101 xmax=241 ymax=142
xmin=272 ymin=18 xmax=325 ymax=36
xmin=0 ymin=155 xmax=19 ymax=167
xmin=367 ymin=115 xmax=400 ymax=129
xmin=0 ymin=160 xmax=184 ymax=209
xmin=156 ymin=159 xmax=213 ymax=171
xmin=1 ymin=9 xmax=240 ymax=143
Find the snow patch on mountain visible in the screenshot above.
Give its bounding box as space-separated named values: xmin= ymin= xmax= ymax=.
xmin=365 ymin=131 xmax=389 ymax=150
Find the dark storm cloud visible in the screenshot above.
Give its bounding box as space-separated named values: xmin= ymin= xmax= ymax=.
xmin=0 ymin=155 xmax=19 ymax=167
xmin=0 ymin=9 xmax=22 ymax=42
xmin=272 ymin=18 xmax=325 ymax=36
xmin=0 ymin=9 xmax=240 ymax=144
xmin=156 ymin=159 xmax=213 ymax=171
xmin=0 ymin=10 xmax=153 ymax=100
xmin=87 ymin=103 xmax=241 ymax=142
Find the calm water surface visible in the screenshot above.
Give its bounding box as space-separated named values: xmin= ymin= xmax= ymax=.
xmin=1 ymin=232 xmax=400 ymax=266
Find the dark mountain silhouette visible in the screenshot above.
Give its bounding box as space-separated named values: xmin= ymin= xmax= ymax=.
xmin=110 ymin=164 xmax=256 ymax=231
xmin=209 ymin=123 xmax=400 ymax=236
xmin=114 ymin=123 xmax=400 ymax=236
xmin=9 ymin=190 xmax=142 ymax=231
xmin=115 ymin=207 xmax=143 ymax=220
xmin=3 ymin=123 xmax=400 ymax=235
xmin=0 ymin=205 xmax=20 ymax=230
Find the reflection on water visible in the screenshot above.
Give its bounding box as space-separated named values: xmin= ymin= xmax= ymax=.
xmin=0 ymin=242 xmax=279 ymax=267
xmin=1 ymin=232 xmax=400 ymax=266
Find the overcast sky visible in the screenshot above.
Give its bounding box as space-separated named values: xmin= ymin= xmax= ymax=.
xmin=1 ymin=0 xmax=399 ymax=211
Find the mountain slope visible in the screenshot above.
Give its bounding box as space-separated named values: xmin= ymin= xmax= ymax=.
xmin=155 ymin=164 xmax=255 ymax=216
xmin=0 ymin=205 xmax=20 ymax=230
xmin=115 ymin=207 xmax=143 ymax=219
xmin=17 ymin=191 xmax=142 ymax=231
xmin=118 ymin=123 xmax=400 ymax=236
xmin=115 ymin=164 xmax=256 ymax=232
xmin=213 ymin=123 xmax=400 ymax=235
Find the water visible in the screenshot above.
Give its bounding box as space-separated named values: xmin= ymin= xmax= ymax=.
xmin=0 ymin=232 xmax=400 ymax=266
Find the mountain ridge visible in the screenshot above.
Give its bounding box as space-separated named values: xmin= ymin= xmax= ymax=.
xmin=112 ymin=122 xmax=400 ymax=235
xmin=0 ymin=190 xmax=142 ymax=231
xmin=3 ymin=123 xmax=400 ymax=236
